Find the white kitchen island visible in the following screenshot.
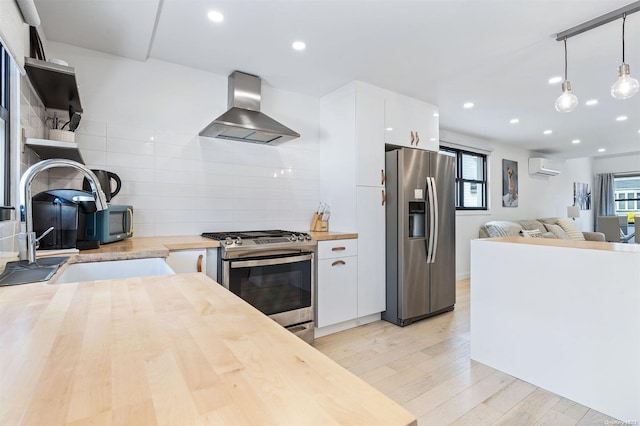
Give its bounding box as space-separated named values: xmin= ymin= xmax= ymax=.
xmin=470 ymin=237 xmax=640 ymax=423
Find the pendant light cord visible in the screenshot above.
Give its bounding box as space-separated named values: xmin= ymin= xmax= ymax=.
xmin=622 ymin=13 xmax=626 ymax=63
xmin=563 ymin=37 xmax=568 ymax=80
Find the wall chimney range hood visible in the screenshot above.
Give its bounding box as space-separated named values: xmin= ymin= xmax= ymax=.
xmin=199 ymin=71 xmax=300 ymax=144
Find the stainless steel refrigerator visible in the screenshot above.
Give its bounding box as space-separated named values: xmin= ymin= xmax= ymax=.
xmin=383 ymin=147 xmax=456 ymax=326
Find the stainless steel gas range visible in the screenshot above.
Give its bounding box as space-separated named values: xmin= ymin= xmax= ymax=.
xmin=202 ymin=230 xmax=316 ymax=343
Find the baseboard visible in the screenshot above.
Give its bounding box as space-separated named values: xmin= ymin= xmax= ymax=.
xmin=314 ymin=313 xmax=381 ymax=338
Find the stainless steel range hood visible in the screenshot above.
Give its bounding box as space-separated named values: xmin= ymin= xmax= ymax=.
xmin=199 ymin=71 xmax=300 ymax=144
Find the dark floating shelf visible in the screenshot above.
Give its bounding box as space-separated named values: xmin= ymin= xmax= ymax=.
xmin=24 ymin=57 xmax=83 ymax=113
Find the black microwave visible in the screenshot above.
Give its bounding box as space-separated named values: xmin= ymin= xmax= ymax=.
xmin=84 ymin=204 xmax=133 ymax=244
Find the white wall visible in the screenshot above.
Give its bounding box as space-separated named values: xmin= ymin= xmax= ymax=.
xmin=447 ymin=130 xmax=594 ymax=280
xmin=41 ymin=42 xmax=320 ymax=236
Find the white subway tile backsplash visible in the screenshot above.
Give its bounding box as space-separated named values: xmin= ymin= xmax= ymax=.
xmin=154 ymin=222 xmax=198 ymax=236
xmin=155 ymin=210 xmax=196 ymax=224
xmin=77 ymin=133 xmax=107 ymax=151
xmin=17 ymin=76 xmax=320 ymax=237
xmin=154 ymin=143 xmax=200 ymax=161
xmin=133 ymin=223 xmax=154 ymax=237
xmin=196 ymin=197 xmax=233 ymax=211
xmin=106 ymin=151 xmax=155 ymax=169
xmin=107 ymin=137 xmax=155 ymax=156
xmin=153 ymin=156 xmax=202 ymax=172
xmin=118 ymin=181 xmax=155 ymax=197
xmin=110 ymin=166 xmax=155 ymax=184
xmin=107 ymin=123 xmax=155 ymax=142
xmin=76 ymin=119 xmax=107 ymax=137
xmin=133 ymin=209 xmax=155 ymax=224
xmin=81 ymin=150 xmax=107 ymax=168
xmin=154 ymin=170 xmax=199 ymax=185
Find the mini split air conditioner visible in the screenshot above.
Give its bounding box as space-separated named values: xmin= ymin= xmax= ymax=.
xmin=528 ymin=158 xmax=561 ymax=176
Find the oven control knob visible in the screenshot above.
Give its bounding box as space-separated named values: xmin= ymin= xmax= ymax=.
xmin=289 ymin=235 xmax=298 ymax=241
xmin=224 ymin=237 xmax=233 ymax=245
xmin=235 ymin=237 xmax=243 ymax=245
xmin=304 ymin=234 xmax=312 ymax=240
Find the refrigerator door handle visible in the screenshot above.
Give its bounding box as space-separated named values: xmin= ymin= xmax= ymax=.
xmin=431 ymin=177 xmax=439 ymax=263
xmin=426 ymin=177 xmax=436 ymax=263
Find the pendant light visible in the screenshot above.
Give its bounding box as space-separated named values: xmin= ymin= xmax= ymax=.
xmin=611 ymin=13 xmax=639 ymax=100
xmin=555 ymin=37 xmax=578 ymax=112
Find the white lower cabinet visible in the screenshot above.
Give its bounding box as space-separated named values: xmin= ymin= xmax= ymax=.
xmin=316 ymin=239 xmax=358 ymax=328
xmin=166 ymin=249 xmax=207 ymax=274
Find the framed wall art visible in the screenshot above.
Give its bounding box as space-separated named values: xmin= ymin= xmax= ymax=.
xmin=502 ymin=159 xmax=518 ymax=207
xmin=574 ymin=182 xmax=591 ymax=210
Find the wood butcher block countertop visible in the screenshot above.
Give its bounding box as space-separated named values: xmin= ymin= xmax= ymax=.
xmin=18 ymin=232 xmax=357 ymax=266
xmin=0 ymin=273 xmax=414 ymax=426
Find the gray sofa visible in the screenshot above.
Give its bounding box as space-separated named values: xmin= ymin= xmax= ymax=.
xmin=479 ymin=217 xmax=605 ymax=242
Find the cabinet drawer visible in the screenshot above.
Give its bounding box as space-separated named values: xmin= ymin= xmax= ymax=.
xmin=317 ymin=239 xmax=358 ymax=259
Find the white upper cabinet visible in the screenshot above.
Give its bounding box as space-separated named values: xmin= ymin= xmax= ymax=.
xmin=355 ymin=85 xmax=385 ymax=187
xmin=384 ymin=93 xmax=439 ymax=152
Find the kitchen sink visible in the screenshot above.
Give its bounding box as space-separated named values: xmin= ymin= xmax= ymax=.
xmin=53 ymin=258 xmax=175 ymax=284
xmin=0 ymin=256 xmax=69 ymax=286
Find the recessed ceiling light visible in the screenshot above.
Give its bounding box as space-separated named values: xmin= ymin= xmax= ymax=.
xmin=509 ymin=118 xmax=519 ymax=124
xmin=430 ymin=138 xmax=436 ymax=141
xmin=385 ymin=127 xmax=393 ymax=131
xmin=543 ymin=130 xmax=553 ymax=135
xmin=207 ymin=10 xmax=224 ymax=23
xmin=548 ymin=76 xmax=563 ymax=84
xmin=432 ymin=112 xmax=439 ymax=117
xmin=572 ymin=139 xmax=580 ymax=144
xmin=598 ymin=148 xmax=606 ymax=152
xmin=585 ymin=99 xmax=599 ymax=106
xmin=616 ymin=115 xmax=628 ymax=121
xmin=463 ymin=102 xmax=474 ymax=109
xmin=292 ymin=41 xmax=306 ymax=51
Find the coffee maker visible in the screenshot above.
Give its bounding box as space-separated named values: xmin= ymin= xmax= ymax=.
xmin=32 ymin=189 xmax=101 ymax=250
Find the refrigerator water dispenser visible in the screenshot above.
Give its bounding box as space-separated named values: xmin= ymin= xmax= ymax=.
xmin=408 ymin=202 xmax=425 ymax=238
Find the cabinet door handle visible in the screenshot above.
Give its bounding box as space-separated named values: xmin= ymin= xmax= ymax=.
xmin=382 ymin=189 xmax=387 ymax=206
xmin=332 ymin=260 xmax=346 ymax=267
xmin=381 ymin=169 xmax=386 ymax=185
xmin=415 ymin=131 xmax=420 ymax=146
xmin=410 ymin=130 xmax=415 ymax=145
xmin=197 ymin=254 xmax=203 ymax=273
xmin=331 ymin=246 xmax=346 ymax=251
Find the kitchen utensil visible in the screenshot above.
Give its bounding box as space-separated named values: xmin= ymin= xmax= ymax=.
xmin=83 ymin=169 xmax=122 ymax=202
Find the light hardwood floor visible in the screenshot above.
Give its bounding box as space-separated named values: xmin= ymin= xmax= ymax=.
xmin=314 ymin=279 xmax=620 ymax=426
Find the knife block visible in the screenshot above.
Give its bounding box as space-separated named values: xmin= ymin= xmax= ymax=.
xmin=310 ymin=213 xmax=329 ymax=232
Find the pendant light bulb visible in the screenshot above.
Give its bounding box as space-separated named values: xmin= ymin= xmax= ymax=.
xmin=555 ymin=37 xmax=577 ymax=112
xmin=555 ymin=81 xmax=578 ymax=112
xmin=611 ymin=14 xmax=639 ymax=100
xmin=611 ymin=63 xmax=639 ymax=99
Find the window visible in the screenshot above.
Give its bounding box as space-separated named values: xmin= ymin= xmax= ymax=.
xmin=614 ymin=175 xmax=640 ymax=220
xmin=1 ymin=42 xmax=10 ymax=209
xmin=441 ymin=146 xmax=488 ymax=210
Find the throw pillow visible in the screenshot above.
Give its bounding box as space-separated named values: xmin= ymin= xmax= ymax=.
xmin=520 ymin=229 xmax=542 ymax=238
xmin=519 ymin=220 xmax=546 ymax=233
xmin=545 ymin=223 xmax=570 ymax=239
xmin=542 ymin=232 xmax=557 ymax=239
xmin=485 ymin=223 xmax=520 ymax=238
xmin=556 ymin=218 xmax=586 ymax=241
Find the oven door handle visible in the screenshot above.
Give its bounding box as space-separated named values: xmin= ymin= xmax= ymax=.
xmin=229 ymin=253 xmax=313 ymax=269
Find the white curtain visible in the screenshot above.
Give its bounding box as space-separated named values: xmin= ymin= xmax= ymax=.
xmin=593 ymin=173 xmax=615 ymax=231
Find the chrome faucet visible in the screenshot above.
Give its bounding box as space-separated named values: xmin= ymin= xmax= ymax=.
xmin=19 ymin=159 xmax=109 ymax=264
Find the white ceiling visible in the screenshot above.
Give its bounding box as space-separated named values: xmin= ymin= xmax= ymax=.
xmin=34 ymin=0 xmax=640 ymax=159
